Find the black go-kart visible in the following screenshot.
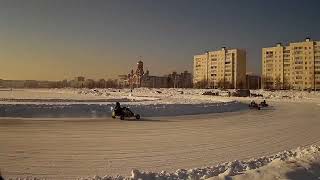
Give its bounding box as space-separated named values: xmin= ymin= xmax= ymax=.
xmin=260 ymin=101 xmax=269 ymax=107
xmin=249 ymin=102 xmax=261 ymax=110
xmin=111 ymin=107 xmax=140 ymax=120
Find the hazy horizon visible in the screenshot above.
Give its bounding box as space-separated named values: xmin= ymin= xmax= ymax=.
xmin=1 ymin=0 xmax=320 ymax=81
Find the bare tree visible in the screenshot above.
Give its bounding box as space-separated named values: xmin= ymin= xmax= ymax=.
xmin=274 ymin=75 xmax=282 ymax=90
xmin=283 ymin=76 xmax=292 ymax=90
xmin=262 ymin=75 xmax=273 ymax=90
xmin=194 ymin=80 xmax=207 ymax=89
xmin=98 ymin=79 xmax=106 ymax=88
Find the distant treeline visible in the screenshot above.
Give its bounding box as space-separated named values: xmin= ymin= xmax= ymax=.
xmin=0 ymin=79 xmax=120 ymax=89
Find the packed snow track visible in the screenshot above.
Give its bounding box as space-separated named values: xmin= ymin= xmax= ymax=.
xmin=0 ymin=102 xmax=246 ymax=118
xmin=0 ymin=101 xmax=320 ymax=179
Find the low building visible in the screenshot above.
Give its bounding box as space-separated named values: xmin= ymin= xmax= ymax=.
xmin=246 ymin=73 xmax=261 ymax=89
xmin=125 ymin=61 xmax=192 ymax=88
xmin=118 ymin=75 xmax=129 ymax=88
xmin=1 ymin=80 xmax=26 ymax=88
xmin=141 ymin=74 xmax=169 ymax=88
xmin=167 ymin=71 xmax=193 ymax=88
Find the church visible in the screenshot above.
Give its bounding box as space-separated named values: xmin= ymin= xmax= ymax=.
xmin=127 ymin=60 xmax=192 ymax=89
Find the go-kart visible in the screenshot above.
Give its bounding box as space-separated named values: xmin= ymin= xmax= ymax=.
xmin=111 ymin=107 xmax=140 ymax=120
xmin=249 ymin=102 xmax=261 ymax=110
xmin=260 ymin=101 xmax=269 ymax=107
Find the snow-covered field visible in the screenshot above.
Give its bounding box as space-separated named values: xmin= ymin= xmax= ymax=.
xmin=1 ymin=88 xmax=320 ymax=104
xmin=0 ymin=88 xmax=320 ymax=180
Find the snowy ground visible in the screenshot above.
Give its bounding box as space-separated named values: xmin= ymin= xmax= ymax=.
xmin=80 ymin=145 xmax=320 ymax=180
xmin=0 ymin=88 xmax=320 ymax=180
xmin=209 ymin=145 xmax=320 ymax=180
xmin=1 ymin=88 xmax=319 ymax=118
xmin=1 ymin=88 xmax=320 ymax=104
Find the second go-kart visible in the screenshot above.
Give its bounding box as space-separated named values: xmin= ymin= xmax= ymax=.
xmin=249 ymin=101 xmax=261 ymax=110
xmin=260 ymin=100 xmax=269 ymax=107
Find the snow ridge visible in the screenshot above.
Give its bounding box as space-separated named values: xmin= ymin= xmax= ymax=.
xmin=79 ymin=145 xmax=320 ymax=180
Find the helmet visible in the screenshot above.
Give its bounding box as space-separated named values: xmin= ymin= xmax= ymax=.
xmin=116 ymin=102 xmax=120 ymax=106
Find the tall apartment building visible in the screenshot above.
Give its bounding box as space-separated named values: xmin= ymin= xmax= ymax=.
xmin=262 ymin=38 xmax=320 ymax=90
xmin=193 ymin=47 xmax=246 ymax=89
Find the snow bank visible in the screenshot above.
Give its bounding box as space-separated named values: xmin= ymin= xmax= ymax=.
xmin=5 ymin=146 xmax=320 ymax=180
xmin=72 ymin=88 xmax=320 ymax=100
xmin=250 ymin=89 xmax=320 ymax=101
xmin=64 ymin=88 xmax=320 ymax=105
xmin=79 ymin=145 xmax=320 ymax=180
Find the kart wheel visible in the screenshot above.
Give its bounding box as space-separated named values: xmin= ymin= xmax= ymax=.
xmin=120 ymin=115 xmax=125 ymax=120
xmin=258 ymin=107 xmax=261 ymax=110
xmin=135 ymin=114 xmax=140 ymax=120
xmin=112 ymin=116 xmax=116 ymax=119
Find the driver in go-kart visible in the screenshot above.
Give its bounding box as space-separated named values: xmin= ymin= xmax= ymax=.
xmin=250 ymin=100 xmax=257 ymax=106
xmin=112 ymin=101 xmax=140 ymax=120
xmin=114 ymin=102 xmax=124 ymax=116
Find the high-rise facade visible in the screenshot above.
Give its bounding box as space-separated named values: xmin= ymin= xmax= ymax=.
xmin=262 ymin=38 xmax=320 ymax=90
xmin=193 ymin=47 xmax=246 ymax=89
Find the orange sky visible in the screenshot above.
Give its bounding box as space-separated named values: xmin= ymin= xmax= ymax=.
xmin=1 ymin=0 xmax=319 ymax=80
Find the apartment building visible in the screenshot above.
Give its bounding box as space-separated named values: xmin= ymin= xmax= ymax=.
xmin=193 ymin=47 xmax=246 ymax=89
xmin=262 ymin=38 xmax=320 ymax=90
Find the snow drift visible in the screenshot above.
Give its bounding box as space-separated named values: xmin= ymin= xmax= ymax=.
xmin=79 ymin=145 xmax=320 ymax=180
